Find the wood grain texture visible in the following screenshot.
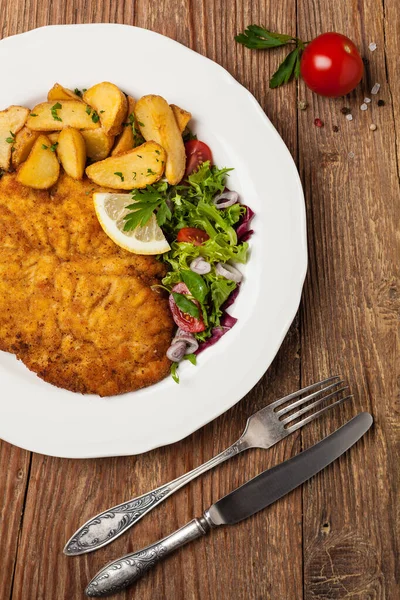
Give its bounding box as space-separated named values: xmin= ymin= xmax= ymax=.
xmin=297 ymin=0 xmax=400 ymax=598
xmin=0 ymin=0 xmax=398 ymax=599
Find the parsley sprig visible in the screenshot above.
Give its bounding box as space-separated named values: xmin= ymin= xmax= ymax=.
xmin=235 ymin=25 xmax=306 ymax=88
xmin=123 ymin=183 xmax=172 ymax=231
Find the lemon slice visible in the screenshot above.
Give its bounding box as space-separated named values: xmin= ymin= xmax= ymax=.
xmin=93 ymin=193 xmax=170 ymax=255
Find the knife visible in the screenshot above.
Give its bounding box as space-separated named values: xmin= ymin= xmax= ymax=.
xmin=85 ymin=412 xmax=372 ymax=597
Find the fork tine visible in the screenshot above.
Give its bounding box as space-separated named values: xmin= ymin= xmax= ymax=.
xmin=275 ymin=380 xmax=344 ymax=416
xmin=285 ymin=395 xmax=353 ymax=433
xmin=281 ymin=387 xmax=349 ymax=424
xmin=269 ymin=376 xmax=341 ymax=410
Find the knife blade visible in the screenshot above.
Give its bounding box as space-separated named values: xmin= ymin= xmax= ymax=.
xmin=86 ymin=412 xmax=372 ymax=597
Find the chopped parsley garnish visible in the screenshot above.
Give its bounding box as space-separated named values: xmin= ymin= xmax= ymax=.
xmin=147 ymin=168 xmax=156 ymax=176
xmin=132 ymin=172 xmax=137 ymax=180
xmin=91 ymin=111 xmax=100 ymax=123
xmin=51 ymin=102 xmax=62 ymax=121
xmin=100 ymin=110 xmax=105 ymax=114
xmin=82 ymin=88 xmax=87 ymax=92
xmin=114 ymin=172 xmax=124 ymax=182
xmin=85 ymin=105 xmax=92 ymax=115
xmin=138 ymin=120 xmax=145 ymax=127
xmin=42 ymin=144 xmax=48 ymax=150
xmin=29 ymin=113 xmax=38 ymax=117
xmin=74 ymin=88 xmax=83 ymax=98
xmin=137 ymin=154 xmax=142 ymax=158
xmin=50 ymin=142 xmax=58 ymax=152
xmin=155 ymin=149 xmax=161 ymax=155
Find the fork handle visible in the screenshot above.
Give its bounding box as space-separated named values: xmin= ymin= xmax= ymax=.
xmin=85 ymin=515 xmax=213 ymax=597
xmin=64 ymin=437 xmax=248 ymax=555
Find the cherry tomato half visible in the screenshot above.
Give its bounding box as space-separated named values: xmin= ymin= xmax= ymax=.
xmin=300 ymin=32 xmax=363 ymax=97
xmin=176 ymin=227 xmax=210 ymax=246
xmin=169 ymin=283 xmax=205 ymax=333
xmin=184 ymin=140 xmax=213 ymax=177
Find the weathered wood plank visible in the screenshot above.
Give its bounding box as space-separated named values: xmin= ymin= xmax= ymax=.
xmin=3 ymin=1 xmax=302 ymax=599
xmin=297 ymin=0 xmax=400 ymax=598
xmin=0 ymin=442 xmax=31 ymax=600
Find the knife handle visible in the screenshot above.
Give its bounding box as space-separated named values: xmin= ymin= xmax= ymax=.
xmin=85 ymin=516 xmax=213 ymax=597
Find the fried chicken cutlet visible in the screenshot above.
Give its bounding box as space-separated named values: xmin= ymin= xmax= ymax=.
xmin=0 ymin=172 xmax=174 ymax=396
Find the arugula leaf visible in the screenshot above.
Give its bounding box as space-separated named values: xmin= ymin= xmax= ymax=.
xmin=181 ymin=270 xmax=208 ymax=303
xmin=170 ymin=362 xmax=179 ymax=383
xmin=172 ymin=292 xmax=200 ymax=318
xmin=235 ymin=25 xmax=294 ymax=49
xmin=184 ymin=353 xmax=197 ymax=365
xmin=270 ymin=48 xmax=299 ymax=88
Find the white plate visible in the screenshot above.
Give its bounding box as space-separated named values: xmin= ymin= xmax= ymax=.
xmin=0 ymin=24 xmax=307 ymax=458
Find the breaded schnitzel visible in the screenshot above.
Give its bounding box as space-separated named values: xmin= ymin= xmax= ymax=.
xmin=0 ymin=172 xmax=174 ymax=396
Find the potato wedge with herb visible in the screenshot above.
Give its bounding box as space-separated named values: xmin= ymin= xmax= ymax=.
xmin=26 ymin=101 xmax=100 ymax=131
xmin=0 ymin=105 xmax=30 ymax=170
xmin=171 ymin=104 xmax=192 ymax=133
xmin=16 ymin=134 xmax=60 ymax=189
xmin=48 ymin=83 xmax=83 ymax=102
xmin=81 ymin=129 xmax=115 ymax=161
xmin=11 ymin=126 xmax=40 ymax=169
xmin=83 ymin=82 xmax=128 ymax=136
xmin=86 ymin=141 xmax=166 ymax=190
xmin=111 ymin=96 xmax=136 ymax=156
xmin=57 ymin=127 xmax=86 ymax=180
xmin=135 ymin=95 xmax=185 ymax=185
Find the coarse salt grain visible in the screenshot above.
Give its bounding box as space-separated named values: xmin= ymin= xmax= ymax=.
xmin=364 ymin=97 xmax=371 ymax=103
xmin=368 ymin=42 xmax=377 ymax=51
xmin=360 ymin=103 xmax=368 ymax=111
xmin=346 ymin=114 xmax=353 ymax=121
xmin=370 ymin=123 xmax=377 ymax=131
xmin=348 ymin=152 xmax=355 ymax=159
xmin=371 ymin=83 xmax=380 ymax=94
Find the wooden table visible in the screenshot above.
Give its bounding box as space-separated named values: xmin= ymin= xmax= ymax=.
xmin=1 ymin=1 xmax=399 ymax=599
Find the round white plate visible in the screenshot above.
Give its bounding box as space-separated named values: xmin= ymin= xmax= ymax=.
xmin=0 ymin=24 xmax=307 ymax=458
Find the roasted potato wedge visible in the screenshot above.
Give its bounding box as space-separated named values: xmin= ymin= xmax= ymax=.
xmin=48 ymin=83 xmax=83 ymax=102
xmin=86 ymin=141 xmax=166 ymax=190
xmin=135 ymin=95 xmax=185 ymax=185
xmin=171 ymin=104 xmax=192 ymax=133
xmin=26 ymin=101 xmax=100 ymax=131
xmin=111 ymin=126 xmax=134 ymax=156
xmin=11 ymin=126 xmax=40 ymax=169
xmin=16 ymin=134 xmax=60 ymax=189
xmin=57 ymin=127 xmax=86 ymax=180
xmin=111 ymin=96 xmax=136 ymax=156
xmin=0 ymin=105 xmax=30 ymax=170
xmin=47 ymin=132 xmax=60 ymax=144
xmin=83 ymin=82 xmax=128 ymax=136
xmin=81 ymin=129 xmax=115 ymax=161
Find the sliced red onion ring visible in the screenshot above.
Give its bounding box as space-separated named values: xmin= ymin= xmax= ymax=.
xmin=166 ymin=341 xmax=187 ymax=362
xmin=213 ymin=190 xmax=239 ymax=209
xmin=173 ymin=328 xmax=199 ymax=354
xmin=216 ymin=262 xmax=243 ymax=283
xmin=190 ymin=257 xmax=211 ymax=275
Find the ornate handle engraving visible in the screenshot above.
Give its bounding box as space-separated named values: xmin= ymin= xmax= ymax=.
xmin=65 ymin=438 xmax=247 ymax=556
xmin=85 ymin=518 xmax=211 ymax=597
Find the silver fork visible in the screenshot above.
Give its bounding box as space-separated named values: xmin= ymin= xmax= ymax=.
xmin=64 ymin=376 xmax=351 ymax=556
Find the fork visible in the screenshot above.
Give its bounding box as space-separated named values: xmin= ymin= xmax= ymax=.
xmin=64 ymin=376 xmax=351 ymax=556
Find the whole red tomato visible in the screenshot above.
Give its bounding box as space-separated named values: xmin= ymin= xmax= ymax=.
xmin=300 ymin=32 xmax=363 ymax=97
